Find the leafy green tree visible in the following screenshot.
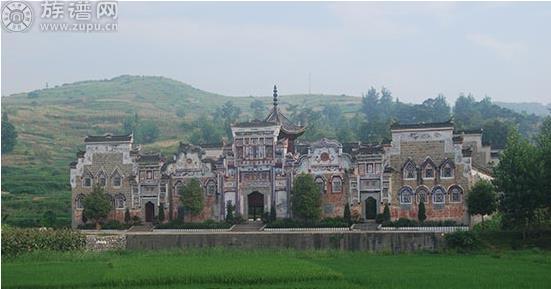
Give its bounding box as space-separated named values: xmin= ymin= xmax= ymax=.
xmin=136 ymin=120 xmax=159 ymax=144
xmin=537 ymin=116 xmax=551 ymax=208
xmin=42 ymin=211 xmax=57 ymax=228
xmin=344 ymin=203 xmax=352 ymax=225
xmin=225 ymin=201 xmax=235 ymax=223
xmin=270 ymin=203 xmax=277 ymax=222
xmin=250 ymin=99 xmax=267 ymax=120
xmin=158 ymin=204 xmax=165 ymax=223
xmin=291 ymin=174 xmax=321 ymax=221
xmin=179 ymin=179 xmax=204 ymax=222
xmin=83 ymin=185 xmax=112 ymax=229
xmin=418 ymin=201 xmax=427 ymax=223
xmin=467 ymin=180 xmax=497 ymax=224
xmin=494 ymin=128 xmax=543 ymax=232
xmin=187 ymin=115 xmax=225 ymax=144
xmin=383 ymin=204 xmax=391 ymax=223
xmin=2 ymin=113 xmax=17 ymax=154
xmin=124 ymin=208 xmax=131 ymax=224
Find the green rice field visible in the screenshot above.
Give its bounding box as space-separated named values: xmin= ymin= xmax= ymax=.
xmin=2 ymin=249 xmax=551 ymax=289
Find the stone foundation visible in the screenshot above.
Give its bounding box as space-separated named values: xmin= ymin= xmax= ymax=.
xmin=126 ymin=232 xmax=445 ymax=252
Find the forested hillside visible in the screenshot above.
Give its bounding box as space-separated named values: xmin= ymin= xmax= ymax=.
xmin=0 ymin=75 xmax=545 ymax=227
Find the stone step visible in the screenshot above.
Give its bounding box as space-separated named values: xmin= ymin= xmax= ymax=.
xmin=231 ymin=222 xmax=264 ymax=232
xmin=128 ymin=223 xmax=154 ymax=232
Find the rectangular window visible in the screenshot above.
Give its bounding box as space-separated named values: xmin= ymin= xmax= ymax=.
xmin=99 ymin=177 xmax=106 ymax=187
xmin=367 ymin=163 xmax=374 ymax=173
xmin=84 ymin=177 xmax=92 ymax=187
xmin=375 ymin=163 xmax=381 ymax=174
xmin=147 ymin=171 xmax=153 ymax=179
xmin=358 ymin=164 xmax=366 ymax=175
xmin=113 ymin=177 xmax=121 ymax=187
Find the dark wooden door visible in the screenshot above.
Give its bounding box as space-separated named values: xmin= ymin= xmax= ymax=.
xmin=248 ymin=192 xmax=264 ymax=220
xmin=145 ymin=201 xmax=155 ymax=222
xmin=365 ymin=197 xmax=377 ymax=220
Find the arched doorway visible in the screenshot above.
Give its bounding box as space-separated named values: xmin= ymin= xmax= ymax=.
xmin=247 ymin=192 xmax=264 ymax=220
xmin=365 ymin=197 xmax=377 ymax=220
xmin=145 ymin=201 xmax=155 ymax=222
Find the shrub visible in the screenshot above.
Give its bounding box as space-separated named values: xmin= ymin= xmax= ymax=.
xmin=262 ymin=212 xmax=271 ymax=224
xmin=270 ymin=204 xmax=277 ymax=222
xmin=158 ymin=204 xmax=165 ymax=223
xmin=2 ymin=227 xmax=85 ymax=258
xmin=375 ymin=213 xmax=384 ymax=224
xmin=225 ymin=201 xmax=235 ymax=223
xmin=383 ymin=204 xmax=391 ymax=223
xmin=344 ymin=203 xmax=352 ymax=225
xmin=418 ymin=201 xmax=426 ymax=223
xmin=445 ymin=231 xmax=480 ymax=252
xmin=124 ymin=208 xmax=131 ymax=224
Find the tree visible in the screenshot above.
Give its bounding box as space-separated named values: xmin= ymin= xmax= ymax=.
xmin=418 ymin=201 xmax=427 ymax=223
xmin=2 ymin=113 xmax=17 ymax=154
xmin=83 ymin=185 xmax=112 ymax=229
xmin=536 ymin=116 xmax=551 ymax=208
xmin=270 ymin=203 xmax=277 ymax=222
xmin=344 ymin=203 xmax=352 ymax=225
xmin=124 ymin=208 xmax=131 ymax=224
xmin=383 ymin=204 xmax=391 ymax=223
xmin=42 ymin=211 xmax=56 ymax=228
xmin=291 ymin=174 xmax=321 ymax=221
xmin=225 ymin=201 xmax=235 ymax=223
xmin=250 ymin=99 xmax=266 ymax=120
xmin=179 ymin=179 xmax=204 ymax=222
xmin=494 ymin=128 xmax=543 ymax=232
xmin=467 ymin=180 xmax=497 ymax=224
xmin=158 ymin=204 xmax=165 ymax=223
xmin=136 ymin=120 xmax=159 ymax=144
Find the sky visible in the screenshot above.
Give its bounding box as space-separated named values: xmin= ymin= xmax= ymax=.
xmin=2 ymin=1 xmax=551 ymax=104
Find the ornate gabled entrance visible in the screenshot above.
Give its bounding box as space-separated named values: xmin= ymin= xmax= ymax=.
xmin=247 ymin=192 xmax=264 ymax=220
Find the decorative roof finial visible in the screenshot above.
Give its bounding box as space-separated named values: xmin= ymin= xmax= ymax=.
xmin=273 ymin=85 xmax=278 ymax=108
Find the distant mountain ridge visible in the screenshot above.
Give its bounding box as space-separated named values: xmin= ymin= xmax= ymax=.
xmin=494 ymin=101 xmax=550 ymax=117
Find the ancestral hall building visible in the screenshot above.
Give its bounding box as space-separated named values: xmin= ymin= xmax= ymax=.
xmin=70 ymin=86 xmax=493 ymax=227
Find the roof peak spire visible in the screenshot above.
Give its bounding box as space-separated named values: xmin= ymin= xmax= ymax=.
xmin=273 ymin=85 xmax=278 ymax=108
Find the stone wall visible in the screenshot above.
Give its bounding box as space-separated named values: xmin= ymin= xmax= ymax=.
xmin=126 ymin=232 xmax=445 ymax=252
xmin=86 ymin=234 xmax=127 ymax=251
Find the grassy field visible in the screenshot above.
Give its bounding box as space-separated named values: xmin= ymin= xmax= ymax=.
xmin=2 ymin=249 xmax=551 ymax=289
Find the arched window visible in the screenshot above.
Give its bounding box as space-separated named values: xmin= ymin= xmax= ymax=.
xmin=421 ymin=158 xmax=436 ymax=179
xmin=403 ymin=160 xmax=417 ymax=180
xmin=315 ymin=177 xmax=325 ymax=194
xmin=331 ymin=176 xmax=342 ymax=193
xmin=399 ymin=186 xmax=414 ymax=204
xmin=432 ymin=186 xmax=446 ymax=204
xmin=440 ymin=159 xmax=454 ymax=179
xmin=76 ymin=194 xmax=85 ymax=209
xmin=112 ymin=170 xmax=122 ymax=187
xmin=114 ymin=193 xmax=126 ymax=209
xmin=449 ymin=185 xmax=463 ymax=203
xmin=206 ymin=180 xmax=217 ymax=195
xmin=416 ymin=186 xmax=429 ymax=204
xmin=97 ymin=170 xmax=107 ymax=187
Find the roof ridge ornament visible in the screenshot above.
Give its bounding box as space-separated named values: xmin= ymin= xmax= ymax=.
xmin=273 ymin=85 xmax=278 ymax=108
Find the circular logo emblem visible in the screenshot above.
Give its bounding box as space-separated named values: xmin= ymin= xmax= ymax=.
xmin=2 ymin=1 xmax=33 ymax=32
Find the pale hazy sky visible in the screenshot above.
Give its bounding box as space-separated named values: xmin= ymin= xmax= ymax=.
xmin=2 ymin=1 xmax=551 ymax=103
